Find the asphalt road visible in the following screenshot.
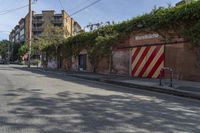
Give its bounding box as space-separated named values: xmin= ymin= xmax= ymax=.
xmin=0 ymin=65 xmax=200 ymax=133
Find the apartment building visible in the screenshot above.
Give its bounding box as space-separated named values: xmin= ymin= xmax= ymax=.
xmin=9 ymin=19 xmax=26 ymax=44
xmin=9 ymin=10 xmax=81 ymax=44
xmin=19 ymin=18 xmax=25 ymax=43
xmin=14 ymin=25 xmax=20 ymax=43
xmin=9 ymin=30 xmax=15 ymax=42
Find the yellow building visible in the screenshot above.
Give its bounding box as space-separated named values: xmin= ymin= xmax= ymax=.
xmin=10 ymin=10 xmax=81 ymax=45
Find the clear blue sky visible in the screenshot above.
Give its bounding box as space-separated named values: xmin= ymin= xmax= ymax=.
xmin=0 ymin=0 xmax=180 ymax=40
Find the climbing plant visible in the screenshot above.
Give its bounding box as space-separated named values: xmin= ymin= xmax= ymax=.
xmin=40 ymin=0 xmax=200 ymax=67
xmin=18 ymin=44 xmax=28 ymax=60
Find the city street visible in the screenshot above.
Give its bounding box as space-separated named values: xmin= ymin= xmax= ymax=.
xmin=0 ymin=65 xmax=200 ymax=133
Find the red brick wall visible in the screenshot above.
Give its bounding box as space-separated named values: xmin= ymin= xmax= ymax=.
xmin=165 ymin=43 xmax=200 ymax=81
xmin=65 ymin=31 xmax=200 ymax=81
xmin=112 ymin=49 xmax=130 ymax=75
xmin=113 ymin=32 xmax=200 ymax=81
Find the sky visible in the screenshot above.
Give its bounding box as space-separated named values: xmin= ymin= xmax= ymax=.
xmin=0 ymin=0 xmax=180 ymax=40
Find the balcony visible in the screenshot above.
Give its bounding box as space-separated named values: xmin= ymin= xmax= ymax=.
xmin=32 ymin=19 xmax=44 ymax=24
xmin=52 ymin=19 xmax=63 ymax=24
xmin=33 ymin=32 xmax=42 ymax=37
xmin=19 ymin=23 xmax=25 ymax=30
xmin=32 ymin=27 xmax=43 ymax=32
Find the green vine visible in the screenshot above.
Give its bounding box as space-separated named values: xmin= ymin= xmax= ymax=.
xmin=40 ymin=0 xmax=200 ymax=68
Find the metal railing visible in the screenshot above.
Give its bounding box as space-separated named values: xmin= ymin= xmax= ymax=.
xmin=32 ymin=27 xmax=43 ymax=31
xmin=52 ymin=19 xmax=63 ymax=23
xmin=32 ymin=19 xmax=44 ymax=23
xmin=159 ymin=67 xmax=174 ymax=87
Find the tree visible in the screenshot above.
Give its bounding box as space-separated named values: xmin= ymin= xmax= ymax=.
xmin=0 ymin=40 xmax=12 ymax=60
xmin=33 ymin=25 xmax=65 ymax=68
xmin=10 ymin=43 xmax=20 ymax=62
xmin=88 ymin=32 xmax=119 ymax=72
xmin=18 ymin=44 xmax=28 ymax=61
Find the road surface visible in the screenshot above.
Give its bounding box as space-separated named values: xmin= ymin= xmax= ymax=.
xmin=0 ymin=65 xmax=200 ymax=133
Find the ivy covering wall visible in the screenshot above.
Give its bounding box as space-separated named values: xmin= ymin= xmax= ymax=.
xmin=41 ymin=0 xmax=200 ymax=67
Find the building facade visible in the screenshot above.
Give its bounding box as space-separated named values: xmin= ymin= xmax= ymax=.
xmin=69 ymin=31 xmax=200 ymax=81
xmin=9 ymin=30 xmax=15 ymax=42
xmin=9 ymin=10 xmax=81 ymax=44
xmin=14 ymin=25 xmax=20 ymax=43
xmin=19 ymin=18 xmax=25 ymax=43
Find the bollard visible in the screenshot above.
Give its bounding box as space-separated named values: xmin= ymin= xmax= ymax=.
xmin=159 ymin=67 xmax=173 ymax=87
xmin=159 ymin=69 xmax=164 ymax=86
xmin=169 ymin=68 xmax=173 ymax=87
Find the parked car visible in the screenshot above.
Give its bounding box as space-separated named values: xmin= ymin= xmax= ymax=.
xmin=0 ymin=60 xmax=9 ymax=64
xmin=0 ymin=60 xmax=5 ymax=64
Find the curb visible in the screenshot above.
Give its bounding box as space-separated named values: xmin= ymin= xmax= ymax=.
xmin=103 ymin=79 xmax=200 ymax=100
xmin=67 ymin=74 xmax=200 ymax=101
xmin=28 ymin=68 xmax=200 ymax=101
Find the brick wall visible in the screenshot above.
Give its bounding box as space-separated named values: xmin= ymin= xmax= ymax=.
xmin=112 ymin=32 xmax=200 ymax=81
xmin=165 ymin=43 xmax=200 ymax=81
xmin=112 ymin=49 xmax=130 ymax=75
xmin=63 ymin=31 xmax=200 ymax=81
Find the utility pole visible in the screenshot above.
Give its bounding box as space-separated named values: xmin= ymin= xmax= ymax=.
xmin=28 ymin=0 xmax=32 ymax=68
xmin=7 ymin=42 xmax=10 ymax=64
xmin=71 ymin=17 xmax=73 ymax=36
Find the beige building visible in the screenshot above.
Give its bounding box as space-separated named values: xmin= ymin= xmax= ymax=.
xmin=10 ymin=10 xmax=82 ymax=44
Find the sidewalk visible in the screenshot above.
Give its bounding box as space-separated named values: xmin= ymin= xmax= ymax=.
xmin=32 ymin=67 xmax=200 ymax=100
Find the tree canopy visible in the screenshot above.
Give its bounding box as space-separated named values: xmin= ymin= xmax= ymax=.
xmin=35 ymin=0 xmax=200 ymax=67
xmin=0 ymin=40 xmax=12 ymax=60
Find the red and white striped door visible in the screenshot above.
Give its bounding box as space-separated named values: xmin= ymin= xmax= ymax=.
xmin=131 ymin=45 xmax=164 ymax=78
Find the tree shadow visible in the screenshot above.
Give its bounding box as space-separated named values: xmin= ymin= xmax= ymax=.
xmin=0 ymin=87 xmax=200 ymax=133
xmin=0 ymin=66 xmax=199 ymax=132
xmin=10 ymin=67 xmax=200 ymax=100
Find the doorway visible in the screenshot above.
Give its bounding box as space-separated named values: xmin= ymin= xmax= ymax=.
xmin=79 ymin=54 xmax=87 ymax=71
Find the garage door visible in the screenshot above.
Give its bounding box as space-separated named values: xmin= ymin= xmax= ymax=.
xmin=131 ymin=45 xmax=164 ymax=78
